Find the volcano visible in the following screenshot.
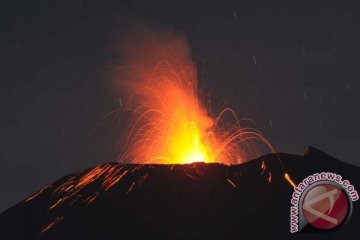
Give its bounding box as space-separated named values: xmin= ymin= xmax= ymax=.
xmin=1 ymin=147 xmax=359 ymax=240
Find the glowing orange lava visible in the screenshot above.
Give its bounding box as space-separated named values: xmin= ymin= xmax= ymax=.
xmin=118 ymin=60 xmax=218 ymax=165
xmin=284 ymin=173 xmax=297 ymax=188
xmin=107 ymin=28 xmax=275 ymax=165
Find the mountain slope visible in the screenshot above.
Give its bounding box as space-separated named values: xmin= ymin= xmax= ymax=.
xmin=1 ymin=147 xmax=359 ymax=239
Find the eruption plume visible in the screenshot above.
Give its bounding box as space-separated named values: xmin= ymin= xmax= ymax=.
xmin=106 ymin=26 xmax=275 ymax=165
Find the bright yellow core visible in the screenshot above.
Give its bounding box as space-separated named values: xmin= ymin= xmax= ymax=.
xmin=164 ymin=120 xmax=214 ymax=164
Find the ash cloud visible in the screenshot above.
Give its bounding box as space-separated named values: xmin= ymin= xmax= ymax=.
xmin=107 ymin=23 xmax=194 ymax=99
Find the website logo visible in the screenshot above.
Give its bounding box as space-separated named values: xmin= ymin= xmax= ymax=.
xmin=290 ymin=172 xmax=358 ymax=233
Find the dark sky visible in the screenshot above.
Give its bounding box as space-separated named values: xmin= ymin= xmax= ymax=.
xmin=1 ymin=0 xmax=360 ymax=211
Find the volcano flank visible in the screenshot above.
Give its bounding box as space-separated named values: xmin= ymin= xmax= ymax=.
xmin=1 ymin=147 xmax=359 ymax=240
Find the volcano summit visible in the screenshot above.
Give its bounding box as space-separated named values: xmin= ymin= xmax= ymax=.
xmin=1 ymin=147 xmax=359 ymax=240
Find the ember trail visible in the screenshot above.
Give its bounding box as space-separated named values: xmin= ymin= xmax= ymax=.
xmin=104 ymin=29 xmax=275 ymax=165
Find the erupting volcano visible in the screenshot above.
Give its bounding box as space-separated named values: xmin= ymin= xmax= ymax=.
xmin=1 ymin=148 xmax=359 ymax=239
xmin=1 ymin=27 xmax=359 ymax=240
xmin=104 ymin=27 xmax=275 ymax=165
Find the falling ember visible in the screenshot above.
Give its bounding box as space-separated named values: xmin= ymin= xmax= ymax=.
xmin=267 ymin=172 xmax=272 ymax=183
xmin=185 ymin=173 xmax=197 ymax=180
xmin=102 ymin=168 xmax=128 ymax=191
xmin=49 ymin=199 xmax=64 ymax=211
xmin=284 ymin=173 xmax=296 ymax=188
xmin=105 ymin=27 xmax=276 ymax=165
xmin=24 ymin=186 xmax=49 ymax=202
xmin=41 ymin=216 xmax=64 ymax=233
xmin=46 ymin=164 xmax=134 ymax=211
xmin=261 ymin=160 xmax=266 ymax=175
xmin=137 ymin=174 xmax=149 ymax=188
xmin=126 ymin=182 xmax=136 ymax=195
xmin=227 ymin=178 xmax=237 ymax=188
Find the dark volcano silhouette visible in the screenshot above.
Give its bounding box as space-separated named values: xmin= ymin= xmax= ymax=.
xmin=1 ymin=147 xmax=359 ymax=240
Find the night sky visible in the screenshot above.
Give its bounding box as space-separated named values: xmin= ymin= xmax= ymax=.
xmin=1 ymin=0 xmax=360 ymax=211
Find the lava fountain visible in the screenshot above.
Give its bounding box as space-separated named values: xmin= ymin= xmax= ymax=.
xmin=8 ymin=28 xmax=298 ymax=238
xmin=105 ymin=27 xmax=275 ymax=165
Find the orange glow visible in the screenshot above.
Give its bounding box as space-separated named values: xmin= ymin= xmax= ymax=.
xmin=267 ymin=172 xmax=272 ymax=183
xmin=109 ymin=28 xmax=276 ymax=165
xmin=25 ymin=186 xmax=49 ymax=202
xmin=284 ymin=173 xmax=296 ymax=188
xmin=41 ymin=216 xmax=64 ymax=233
xmin=115 ymin=58 xmax=216 ymax=165
xmin=115 ymin=60 xmax=275 ymax=165
xmin=124 ymin=69 xmax=214 ymax=165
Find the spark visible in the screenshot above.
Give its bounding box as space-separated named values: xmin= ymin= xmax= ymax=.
xmin=114 ymin=58 xmax=276 ymax=165
xmin=49 ymin=198 xmax=64 ymax=211
xmin=97 ymin=31 xmax=280 ymax=167
xmin=25 ymin=186 xmax=49 ymax=202
xmin=84 ymin=192 xmax=99 ymax=204
xmin=102 ymin=168 xmax=128 ymax=191
xmin=185 ymin=173 xmax=197 ymax=180
xmin=267 ymin=172 xmax=272 ymax=183
xmin=136 ymin=174 xmax=149 ymax=188
xmin=126 ymin=182 xmax=136 ymax=195
xmin=47 ymin=164 xmax=130 ymax=210
xmin=261 ymin=160 xmax=266 ymax=175
xmin=41 ymin=216 xmax=64 ymax=233
xmin=284 ymin=173 xmax=296 ymax=188
xmin=196 ymin=168 xmax=204 ymax=176
xmin=69 ymin=194 xmax=82 ymax=206
xmin=227 ymin=178 xmax=237 ymax=188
